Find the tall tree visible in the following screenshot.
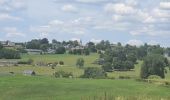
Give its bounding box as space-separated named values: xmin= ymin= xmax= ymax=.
xmin=140 ymin=54 xmax=167 ymax=79
xmin=0 ymin=43 xmax=3 ymax=49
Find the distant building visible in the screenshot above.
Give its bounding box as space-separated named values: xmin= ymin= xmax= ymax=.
xmin=0 ymin=40 xmax=15 ymax=48
xmin=0 ymin=61 xmax=18 ymax=67
xmin=25 ymin=49 xmax=43 ymax=54
xmin=23 ymin=70 xmax=36 ymax=76
xmin=47 ymin=49 xmax=56 ymax=54
xmin=70 ymin=46 xmax=84 ymax=51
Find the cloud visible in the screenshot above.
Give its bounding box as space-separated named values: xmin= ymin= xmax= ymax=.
xmin=3 ymin=27 xmax=25 ymax=37
xmin=125 ymin=0 xmax=138 ymax=6
xmin=61 ymin=4 xmax=77 ymax=12
xmin=71 ymin=38 xmax=81 ymax=42
xmin=0 ymin=0 xmax=26 ymax=12
xmin=0 ymin=13 xmax=21 ymax=21
xmin=0 ymin=0 xmax=5 ymax=5
xmin=104 ymin=3 xmax=136 ymax=15
xmin=160 ymin=2 xmax=170 ymax=9
xmin=148 ymin=40 xmax=159 ymax=45
xmin=30 ymin=17 xmax=93 ymax=36
xmin=90 ymin=38 xmax=101 ymax=43
xmin=75 ymin=0 xmax=108 ymax=3
xmin=127 ymin=39 xmax=143 ymax=46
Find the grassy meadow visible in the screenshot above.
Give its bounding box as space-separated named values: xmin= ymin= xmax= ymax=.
xmin=0 ymin=53 xmax=170 ymax=100
xmin=0 ymin=76 xmax=170 ymax=100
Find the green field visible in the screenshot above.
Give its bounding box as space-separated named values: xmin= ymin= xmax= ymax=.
xmin=0 ymin=54 xmax=99 ymax=77
xmin=0 ymin=76 xmax=170 ymax=100
xmin=0 ymin=54 xmax=170 ymax=100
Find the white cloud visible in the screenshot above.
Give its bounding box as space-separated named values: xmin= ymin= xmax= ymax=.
xmin=112 ymin=14 xmax=123 ymax=22
xmin=4 ymin=27 xmax=25 ymax=37
xmin=71 ymin=38 xmax=81 ymax=42
xmin=153 ymin=8 xmax=170 ymax=18
xmin=10 ymin=0 xmax=26 ymax=9
xmin=104 ymin=3 xmax=136 ymax=15
xmin=148 ymin=40 xmax=159 ymax=45
xmin=0 ymin=13 xmax=21 ymax=21
xmin=127 ymin=39 xmax=143 ymax=46
xmin=90 ymin=38 xmax=101 ymax=43
xmin=61 ymin=4 xmax=77 ymax=12
xmin=125 ymin=0 xmax=138 ymax=6
xmin=75 ymin=0 xmax=108 ymax=3
xmin=160 ymin=2 xmax=170 ymax=9
xmin=30 ymin=18 xmax=88 ymax=36
xmin=0 ymin=0 xmax=5 ymax=5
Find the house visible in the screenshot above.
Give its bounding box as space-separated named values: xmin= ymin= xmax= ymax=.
xmin=47 ymin=49 xmax=56 ymax=54
xmin=25 ymin=49 xmax=43 ymax=54
xmin=23 ymin=70 xmax=36 ymax=76
xmin=0 ymin=40 xmax=15 ymax=48
xmin=70 ymin=46 xmax=85 ymax=51
xmin=0 ymin=61 xmax=18 ymax=67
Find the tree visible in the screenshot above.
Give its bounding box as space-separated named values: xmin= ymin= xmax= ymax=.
xmin=26 ymin=39 xmax=41 ymax=49
xmin=86 ymin=42 xmax=97 ymax=53
xmin=76 ymin=58 xmax=84 ymax=68
xmin=82 ymin=67 xmax=107 ymax=79
xmin=40 ymin=38 xmax=49 ymax=44
xmin=0 ymin=43 xmax=3 ymax=49
xmin=84 ymin=48 xmax=90 ymax=55
xmin=0 ymin=48 xmax=21 ymax=59
xmin=40 ymin=44 xmax=48 ymax=52
xmin=55 ymin=46 xmax=66 ymax=54
xmin=102 ymin=62 xmax=113 ymax=72
xmin=140 ymin=54 xmax=167 ymax=79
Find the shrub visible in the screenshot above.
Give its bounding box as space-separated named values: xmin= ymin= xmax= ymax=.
xmin=81 ymin=67 xmax=107 ymax=79
xmin=59 ymin=61 xmax=64 ymax=65
xmin=148 ymin=75 xmax=161 ymax=79
xmin=76 ymin=58 xmax=84 ymax=68
xmin=54 ymin=71 xmax=73 ymax=78
xmin=118 ymin=76 xmax=131 ymax=79
xmin=27 ymin=58 xmax=34 ymax=65
xmin=18 ymin=61 xmax=29 ymax=64
xmin=18 ymin=59 xmax=34 ymax=65
xmin=0 ymin=48 xmax=21 ymax=59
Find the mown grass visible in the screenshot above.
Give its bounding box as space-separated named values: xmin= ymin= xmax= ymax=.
xmin=0 ymin=76 xmax=170 ymax=100
xmin=0 ymin=53 xmax=99 ymax=77
xmin=21 ymin=53 xmax=100 ymax=67
xmin=0 ymin=54 xmax=170 ymax=100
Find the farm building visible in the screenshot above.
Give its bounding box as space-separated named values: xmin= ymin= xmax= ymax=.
xmin=25 ymin=49 xmax=43 ymax=54
xmin=23 ymin=70 xmax=36 ymax=76
xmin=0 ymin=61 xmax=18 ymax=67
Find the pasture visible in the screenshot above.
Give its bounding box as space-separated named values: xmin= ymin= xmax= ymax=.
xmin=0 ymin=76 xmax=170 ymax=100
xmin=0 ymin=54 xmax=170 ymax=100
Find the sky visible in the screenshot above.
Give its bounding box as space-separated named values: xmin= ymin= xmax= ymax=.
xmin=0 ymin=0 xmax=170 ymax=46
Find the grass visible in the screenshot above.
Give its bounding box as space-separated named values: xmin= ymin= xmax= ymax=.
xmin=0 ymin=54 xmax=170 ymax=100
xmin=107 ymin=61 xmax=143 ymax=79
xmin=21 ymin=53 xmax=100 ymax=67
xmin=0 ymin=76 xmax=170 ymax=100
xmin=0 ymin=53 xmax=99 ymax=77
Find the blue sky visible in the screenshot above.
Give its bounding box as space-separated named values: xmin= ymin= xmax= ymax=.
xmin=0 ymin=0 xmax=170 ymax=46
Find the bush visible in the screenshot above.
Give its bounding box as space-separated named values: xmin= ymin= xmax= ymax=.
xmin=54 ymin=71 xmax=73 ymax=78
xmin=76 ymin=58 xmax=84 ymax=68
xmin=148 ymin=75 xmax=161 ymax=79
xmin=118 ymin=76 xmax=131 ymax=79
xmin=0 ymin=48 xmax=21 ymax=59
xmin=59 ymin=61 xmax=64 ymax=65
xmin=27 ymin=58 xmax=34 ymax=65
xmin=55 ymin=47 xmax=66 ymax=54
xmin=18 ymin=61 xmax=28 ymax=64
xmin=81 ymin=67 xmax=107 ymax=79
xmin=18 ymin=59 xmax=34 ymax=65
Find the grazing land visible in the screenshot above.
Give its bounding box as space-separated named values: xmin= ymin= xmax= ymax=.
xmin=0 ymin=76 xmax=170 ymax=100
xmin=0 ymin=54 xmax=170 ymax=100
